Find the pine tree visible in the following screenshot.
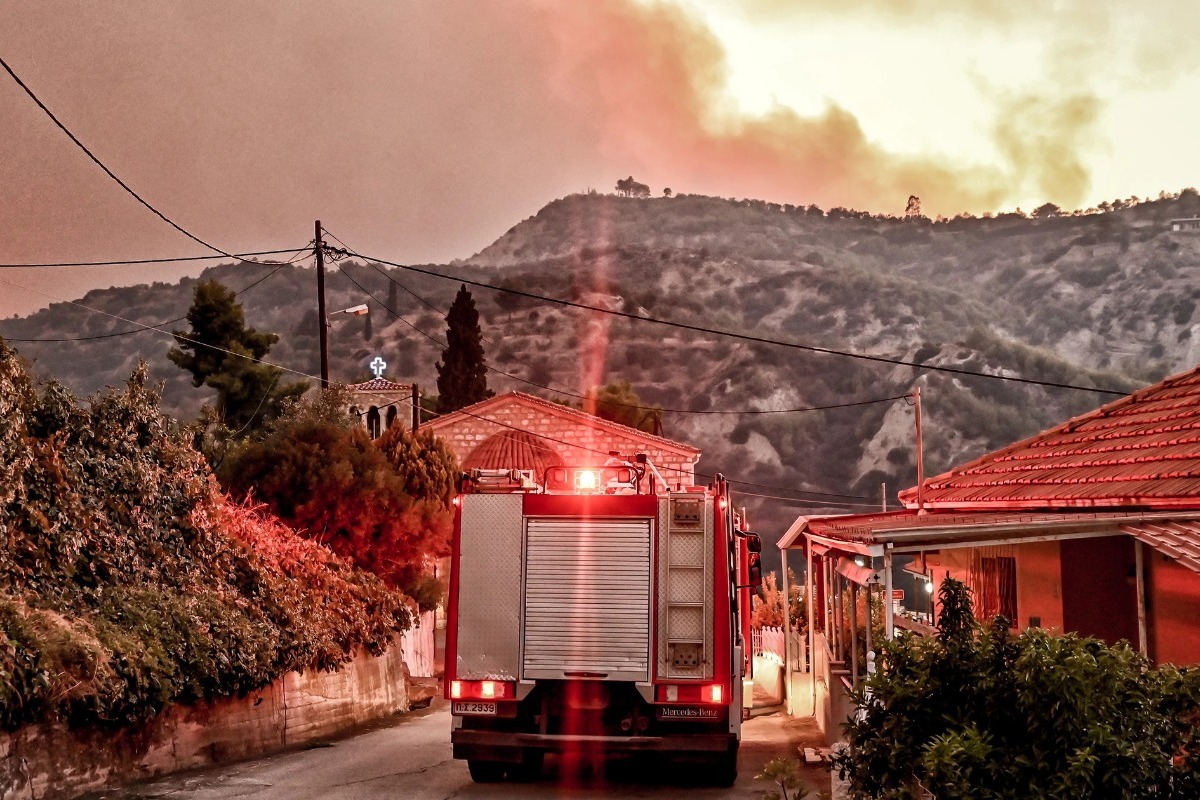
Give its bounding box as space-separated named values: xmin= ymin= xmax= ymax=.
xmin=435 ymin=284 xmax=492 ymax=413
xmin=168 ymin=279 xmax=307 ymax=433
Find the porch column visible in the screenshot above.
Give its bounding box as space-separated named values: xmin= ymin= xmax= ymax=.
xmin=849 ymin=583 xmax=859 ymax=685
xmin=1135 ymin=541 xmax=1148 ymax=657
xmin=884 ymin=546 xmax=895 ymax=639
xmin=807 ymin=541 xmax=816 ymax=715
xmin=780 ymin=544 xmax=793 ymax=714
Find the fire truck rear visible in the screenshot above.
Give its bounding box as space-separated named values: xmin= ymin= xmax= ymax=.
xmin=445 ymin=456 xmax=762 ymax=784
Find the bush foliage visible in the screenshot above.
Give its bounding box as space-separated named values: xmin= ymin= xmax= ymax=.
xmin=219 ymin=388 xmax=457 ymax=609
xmin=0 ymin=341 xmax=410 ymax=730
xmin=833 ymin=578 xmax=1200 ymax=799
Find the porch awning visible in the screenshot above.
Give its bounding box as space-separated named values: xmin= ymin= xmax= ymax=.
xmin=835 ymin=556 xmax=877 ymax=587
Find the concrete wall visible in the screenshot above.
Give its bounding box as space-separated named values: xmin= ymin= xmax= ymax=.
xmin=1 ymin=645 xmax=409 ymax=800
xmin=752 ymin=655 xmax=784 ymax=705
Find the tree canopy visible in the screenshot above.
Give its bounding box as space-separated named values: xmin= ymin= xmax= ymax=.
xmin=219 ymin=388 xmax=457 ymax=608
xmin=435 ymin=284 xmax=492 ymax=414
xmin=584 ymin=380 xmax=663 ymax=435
xmin=168 ymin=279 xmax=307 ymax=434
xmin=616 ymin=176 xmax=651 ymax=197
xmin=834 ymin=578 xmax=1200 ymax=799
xmin=0 ymin=343 xmax=407 ymax=729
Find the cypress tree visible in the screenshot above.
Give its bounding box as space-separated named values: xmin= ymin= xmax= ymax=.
xmin=435 ymin=285 xmax=492 ymax=413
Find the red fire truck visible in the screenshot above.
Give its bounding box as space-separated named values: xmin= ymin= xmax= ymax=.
xmin=445 ymin=455 xmax=763 ymax=784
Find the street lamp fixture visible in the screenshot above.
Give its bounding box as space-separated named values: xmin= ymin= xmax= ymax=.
xmin=321 ymin=304 xmax=369 ymax=386
xmin=328 ymin=304 xmax=369 ymax=322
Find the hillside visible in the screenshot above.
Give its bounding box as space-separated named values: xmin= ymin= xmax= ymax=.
xmin=3 ymin=190 xmax=1199 ymax=536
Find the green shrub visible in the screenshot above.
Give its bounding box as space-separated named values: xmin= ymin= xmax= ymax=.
xmin=833 ymin=578 xmax=1200 ymax=799
xmin=0 ymin=343 xmax=411 ymax=729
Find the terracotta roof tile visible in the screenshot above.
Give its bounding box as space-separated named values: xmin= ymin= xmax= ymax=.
xmin=461 ymin=430 xmax=565 ymax=475
xmin=348 ymin=378 xmax=412 ymax=392
xmin=898 ymin=365 xmax=1200 ymax=510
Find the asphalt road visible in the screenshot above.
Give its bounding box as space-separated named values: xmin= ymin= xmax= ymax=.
xmin=94 ymin=701 xmax=830 ymax=800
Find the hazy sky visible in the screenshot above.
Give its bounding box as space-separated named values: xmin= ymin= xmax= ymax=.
xmin=2 ymin=0 xmax=1198 ymax=317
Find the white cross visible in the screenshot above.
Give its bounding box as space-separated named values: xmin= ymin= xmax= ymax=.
xmin=369 ymin=356 xmax=387 ymax=379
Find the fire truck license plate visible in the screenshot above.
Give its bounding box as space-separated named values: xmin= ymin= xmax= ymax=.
xmin=452 ymin=701 xmax=497 ymax=716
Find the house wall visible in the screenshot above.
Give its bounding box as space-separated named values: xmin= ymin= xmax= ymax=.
xmin=1016 ymin=541 xmax=1064 ymax=632
xmin=1061 ymin=537 xmax=1139 ymax=647
xmin=1147 ymin=552 xmax=1200 ymax=666
xmin=930 ymin=543 xmax=1065 ymax=632
xmin=430 ymin=405 xmax=697 ymax=486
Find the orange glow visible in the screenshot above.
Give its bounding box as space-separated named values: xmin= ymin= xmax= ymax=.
xmin=481 ymin=681 xmax=496 ymax=699
xmin=450 ymin=680 xmax=463 ymax=699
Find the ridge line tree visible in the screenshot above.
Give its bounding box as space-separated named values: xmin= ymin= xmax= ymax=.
xmin=435 ymin=284 xmax=492 ymax=413
xmin=168 ymin=280 xmax=308 ymax=439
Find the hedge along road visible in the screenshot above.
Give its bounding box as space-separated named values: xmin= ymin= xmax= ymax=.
xmin=88 ymin=701 xmax=829 ymax=799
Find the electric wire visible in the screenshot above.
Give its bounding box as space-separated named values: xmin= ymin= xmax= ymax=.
xmin=341 ymin=255 xmax=911 ymax=416
xmin=336 ymin=263 xmax=633 ymax=400
xmin=356 ymin=382 xmax=875 ymax=503
xmin=1 ymin=273 xmax=880 ymax=507
xmin=1 ymin=248 xmax=311 ymax=343
xmin=322 ymin=225 xmax=585 ymax=400
xmin=0 ymin=275 xmax=321 ymax=384
xmin=0 ymin=54 xmax=284 ymax=269
xmin=333 ymin=246 xmax=1125 ymax=397
xmin=0 ymin=248 xmax=305 ymax=269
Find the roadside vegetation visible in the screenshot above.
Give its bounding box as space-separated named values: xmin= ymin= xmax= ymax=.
xmin=834 ymin=578 xmax=1200 ymax=799
xmin=0 ymin=341 xmax=411 ymax=730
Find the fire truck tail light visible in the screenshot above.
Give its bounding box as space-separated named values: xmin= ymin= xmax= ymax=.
xmin=449 ymin=679 xmax=512 ymax=700
xmin=656 ymin=683 xmax=727 ymax=704
xmin=452 ymin=496 xmax=461 ymax=507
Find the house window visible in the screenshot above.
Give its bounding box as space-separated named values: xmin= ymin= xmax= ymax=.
xmin=979 ymin=556 xmax=1017 ymax=621
xmin=367 ymin=407 xmax=382 ymax=439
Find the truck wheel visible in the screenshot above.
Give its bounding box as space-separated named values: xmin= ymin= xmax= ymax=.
xmin=467 ymin=759 xmax=505 ymax=783
xmin=508 ymin=750 xmax=544 ymax=781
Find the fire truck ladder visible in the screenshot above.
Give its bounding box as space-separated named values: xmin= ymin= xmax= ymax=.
xmin=661 ymin=495 xmax=711 ymax=678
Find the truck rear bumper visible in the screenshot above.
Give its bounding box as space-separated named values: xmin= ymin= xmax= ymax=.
xmin=453 ymin=729 xmax=737 ymax=762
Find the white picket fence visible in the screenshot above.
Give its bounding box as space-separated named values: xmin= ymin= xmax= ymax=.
xmin=752 ymin=625 xmax=786 ymax=663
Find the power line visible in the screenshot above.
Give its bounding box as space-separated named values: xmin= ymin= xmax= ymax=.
xmin=337 ymin=260 xmax=910 ymax=418
xmin=405 ymin=396 xmax=875 ymax=504
xmin=1 ymin=275 xmax=876 ymax=507
xmin=1 ymin=250 xmax=309 ymax=343
xmin=0 ymin=248 xmax=304 ymax=269
xmin=322 ymin=225 xmax=586 ymax=400
xmin=334 ymin=247 xmax=1125 ymax=397
xmin=1 ymin=54 xmax=262 ymax=265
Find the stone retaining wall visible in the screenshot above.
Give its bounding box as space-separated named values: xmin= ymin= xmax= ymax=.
xmin=1 ymin=645 xmax=409 ymax=800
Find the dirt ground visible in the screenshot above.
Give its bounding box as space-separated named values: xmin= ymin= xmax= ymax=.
xmin=742 ymin=708 xmax=834 ymax=799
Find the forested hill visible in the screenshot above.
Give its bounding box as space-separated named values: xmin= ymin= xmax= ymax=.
xmin=4 ymin=189 xmax=1200 ymax=536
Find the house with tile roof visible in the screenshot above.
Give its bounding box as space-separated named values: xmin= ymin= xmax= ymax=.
xmin=423 ymin=391 xmax=701 ymax=487
xmin=778 ymin=364 xmax=1200 ymax=737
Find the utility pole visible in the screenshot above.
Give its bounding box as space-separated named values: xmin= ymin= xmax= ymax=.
xmin=914 ymin=386 xmax=926 ymax=513
xmin=315 ymin=220 xmax=329 ymax=387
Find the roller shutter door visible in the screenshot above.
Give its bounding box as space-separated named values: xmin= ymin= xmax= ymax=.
xmin=523 ymin=518 xmax=652 ymax=682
